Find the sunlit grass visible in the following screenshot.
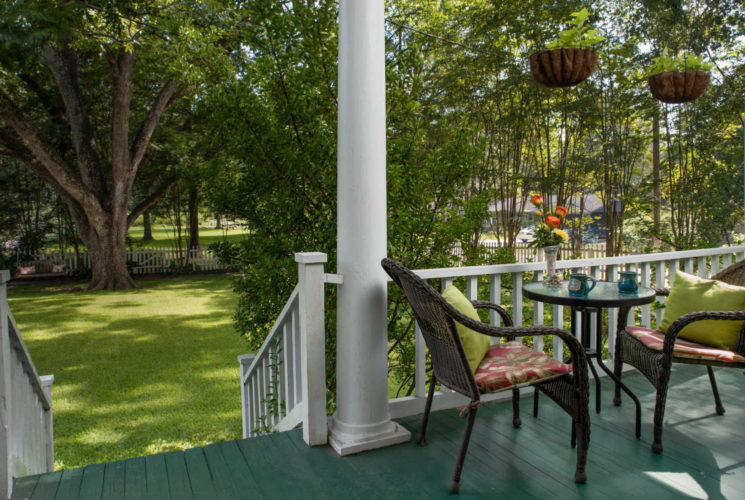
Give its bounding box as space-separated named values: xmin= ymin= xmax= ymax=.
xmin=126 ymin=225 xmax=249 ymax=249
xmin=8 ymin=274 xmax=246 ymax=469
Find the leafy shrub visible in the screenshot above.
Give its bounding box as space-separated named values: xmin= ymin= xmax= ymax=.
xmin=647 ymin=49 xmax=713 ymax=75
xmin=546 ymin=8 xmax=605 ymax=50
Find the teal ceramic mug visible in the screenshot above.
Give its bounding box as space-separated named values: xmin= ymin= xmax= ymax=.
xmin=618 ymin=270 xmax=639 ymax=294
xmin=568 ymin=273 xmax=597 ymax=297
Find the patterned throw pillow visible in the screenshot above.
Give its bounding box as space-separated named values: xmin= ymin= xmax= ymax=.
xmin=52 ymin=264 xmax=65 ymax=273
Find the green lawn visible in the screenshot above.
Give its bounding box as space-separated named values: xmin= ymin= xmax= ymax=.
xmin=126 ymin=225 xmax=249 ymax=249
xmin=7 ymin=274 xmax=246 ymax=470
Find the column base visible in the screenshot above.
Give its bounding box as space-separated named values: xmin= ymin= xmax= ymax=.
xmin=327 ymin=416 xmax=410 ymax=456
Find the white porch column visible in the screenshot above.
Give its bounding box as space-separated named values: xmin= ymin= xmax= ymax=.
xmin=329 ymin=0 xmax=410 ymax=455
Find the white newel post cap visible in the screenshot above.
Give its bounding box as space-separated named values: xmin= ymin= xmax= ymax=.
xmin=295 ymin=253 xmax=328 ymax=264
xmin=0 ymin=270 xmax=9 ymax=284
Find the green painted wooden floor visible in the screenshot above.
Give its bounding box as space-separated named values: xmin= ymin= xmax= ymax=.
xmin=13 ymin=364 xmax=745 ymax=499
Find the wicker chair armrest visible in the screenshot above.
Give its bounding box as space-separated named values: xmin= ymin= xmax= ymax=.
xmin=661 ymin=310 xmax=745 ymax=359
xmin=470 ymin=300 xmax=513 ymax=327
xmin=451 ymin=312 xmax=587 ymax=367
xmin=654 ymin=287 xmax=670 ymax=297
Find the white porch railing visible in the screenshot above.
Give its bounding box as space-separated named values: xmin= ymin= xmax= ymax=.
xmin=388 ymin=245 xmax=745 ymax=418
xmin=240 ymin=245 xmax=745 ymax=447
xmin=239 ymin=253 xmax=339 ymax=446
xmin=0 ymin=270 xmax=54 ymax=499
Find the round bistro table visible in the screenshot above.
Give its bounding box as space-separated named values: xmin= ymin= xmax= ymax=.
xmin=522 ymin=280 xmax=656 ymax=438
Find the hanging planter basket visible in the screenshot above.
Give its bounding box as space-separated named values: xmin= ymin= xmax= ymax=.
xmin=529 ymin=48 xmax=598 ymax=88
xmin=647 ymin=70 xmax=710 ymax=104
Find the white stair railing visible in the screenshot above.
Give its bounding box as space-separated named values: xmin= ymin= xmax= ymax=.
xmin=389 ymin=245 xmax=745 ymax=418
xmin=239 ymin=253 xmax=338 ymax=446
xmin=0 ymin=270 xmax=54 ymax=499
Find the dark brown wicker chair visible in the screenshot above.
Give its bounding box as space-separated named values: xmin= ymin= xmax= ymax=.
xmin=614 ymin=260 xmax=745 ymax=453
xmin=382 ymin=258 xmax=590 ymax=493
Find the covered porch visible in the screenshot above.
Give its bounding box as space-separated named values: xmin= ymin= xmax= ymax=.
xmin=13 ymin=363 xmax=744 ymax=499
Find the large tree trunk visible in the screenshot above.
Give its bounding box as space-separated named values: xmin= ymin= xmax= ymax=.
xmin=87 ymin=221 xmax=136 ymax=290
xmin=188 ymin=186 xmax=199 ymax=250
xmin=142 ymin=211 xmax=154 ymax=241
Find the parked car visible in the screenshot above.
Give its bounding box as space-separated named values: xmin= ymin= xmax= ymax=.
xmin=583 ymin=227 xmax=607 ymax=243
xmin=517 ymin=226 xmax=537 ymax=243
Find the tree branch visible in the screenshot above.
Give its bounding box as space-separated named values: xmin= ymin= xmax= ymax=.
xmin=127 ymin=175 xmax=180 ymax=228
xmin=111 ymin=49 xmax=135 ymax=182
xmin=43 ymin=42 xmax=106 ymax=198
xmin=0 ymin=86 xmax=91 ymax=204
xmin=129 ymin=80 xmax=183 ymax=176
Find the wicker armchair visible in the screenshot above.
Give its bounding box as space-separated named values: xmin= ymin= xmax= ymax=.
xmin=382 ymin=258 xmax=590 ymax=493
xmin=614 ymin=260 xmax=745 ymax=453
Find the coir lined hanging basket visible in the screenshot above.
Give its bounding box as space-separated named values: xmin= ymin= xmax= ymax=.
xmin=647 ymin=70 xmax=710 ymax=104
xmin=529 ymin=48 xmax=598 ymax=88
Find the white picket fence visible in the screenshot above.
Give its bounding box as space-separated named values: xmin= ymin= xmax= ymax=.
xmin=455 ymin=241 xmax=642 ymax=263
xmin=21 ymin=248 xmax=227 ymax=275
xmin=0 ymin=270 xmax=54 ymax=498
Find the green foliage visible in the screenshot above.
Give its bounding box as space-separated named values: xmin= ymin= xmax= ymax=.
xmin=546 ymin=8 xmax=605 ymax=50
xmin=647 ymin=49 xmax=713 ymax=75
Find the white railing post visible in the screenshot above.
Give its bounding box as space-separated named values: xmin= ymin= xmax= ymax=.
xmin=295 ymin=253 xmax=328 ymax=446
xmin=238 ymin=354 xmax=256 ymax=438
xmin=40 ymin=375 xmax=54 ymax=471
xmin=0 ymin=270 xmax=11 ymax=499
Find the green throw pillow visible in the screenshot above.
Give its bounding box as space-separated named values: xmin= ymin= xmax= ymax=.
xmin=660 ymin=270 xmax=745 ymax=350
xmin=441 ymin=284 xmax=491 ymax=373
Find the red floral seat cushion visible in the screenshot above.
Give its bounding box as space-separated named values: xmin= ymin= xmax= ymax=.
xmin=625 ymin=326 xmax=745 ymax=363
xmin=474 ymin=341 xmax=572 ymax=393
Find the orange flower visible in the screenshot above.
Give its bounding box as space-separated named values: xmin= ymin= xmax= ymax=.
xmin=546 ymin=215 xmax=561 ymax=228
xmin=530 ymin=194 xmax=543 ymax=206
xmin=555 ymin=205 xmax=568 ymax=217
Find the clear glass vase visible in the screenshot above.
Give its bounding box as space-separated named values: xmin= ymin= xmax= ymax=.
xmin=542 ymin=245 xmax=562 ymax=288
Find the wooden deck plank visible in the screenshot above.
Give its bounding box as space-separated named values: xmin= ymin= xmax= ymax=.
xmin=144 ymin=454 xmax=170 ymax=500
xmin=213 ymin=441 xmax=264 ymax=499
xmin=10 ymin=474 xmax=39 ymax=499
xmin=183 ymin=448 xmax=217 ymax=499
xmin=76 ymin=463 xmax=105 ymax=499
xmin=123 ymin=457 xmax=147 ymax=500
xmin=10 ymin=364 xmax=745 ymax=500
xmin=235 ymin=434 xmax=301 ymax=498
xmin=202 ymin=443 xmax=240 ymax=500
xmin=101 ymin=460 xmax=126 ymax=500
xmin=163 ymin=451 xmax=193 ymax=500
xmin=281 ymin=430 xmax=390 ymax=499
xmin=405 ymin=406 xmax=587 ymax=499
xmin=53 ymin=467 xmax=84 ymax=500
xmin=29 ymin=470 xmax=61 ymax=500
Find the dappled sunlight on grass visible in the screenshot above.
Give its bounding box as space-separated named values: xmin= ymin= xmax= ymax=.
xmin=8 ymin=274 xmax=245 ymax=469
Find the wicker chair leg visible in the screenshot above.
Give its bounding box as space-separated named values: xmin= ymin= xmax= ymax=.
xmin=652 ymin=378 xmax=670 ymax=454
xmin=512 ymin=388 xmax=521 ymax=428
xmin=449 ymin=405 xmax=478 ymax=494
xmin=570 ymin=421 xmax=576 ymax=448
xmin=418 ymin=377 xmax=437 ymax=445
xmin=706 ymin=366 xmax=726 ymax=415
xmin=613 ymin=332 xmax=624 ymax=406
xmin=574 ymin=418 xmax=589 ymax=483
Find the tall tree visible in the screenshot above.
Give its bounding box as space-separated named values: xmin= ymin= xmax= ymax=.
xmin=0 ymin=1 xmax=233 ymax=289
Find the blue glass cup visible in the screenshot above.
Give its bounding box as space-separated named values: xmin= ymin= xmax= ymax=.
xmin=618 ymin=270 xmax=639 ymax=294
xmin=568 ymin=273 xmax=597 ymax=297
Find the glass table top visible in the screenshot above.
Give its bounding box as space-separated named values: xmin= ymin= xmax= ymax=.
xmin=522 ymin=280 xmax=656 ymax=308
